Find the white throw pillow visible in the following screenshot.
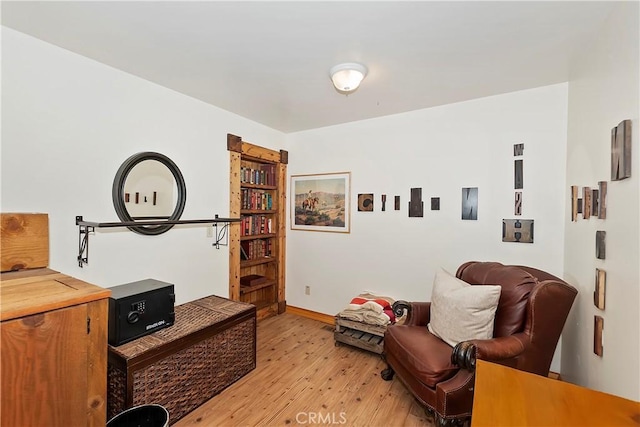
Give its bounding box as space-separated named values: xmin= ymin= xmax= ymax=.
xmin=427 ymin=268 xmax=501 ymax=347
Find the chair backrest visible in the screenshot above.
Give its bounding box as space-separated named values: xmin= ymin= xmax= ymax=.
xmin=456 ymin=261 xmax=538 ymax=337
xmin=456 ymin=261 xmax=578 ymax=375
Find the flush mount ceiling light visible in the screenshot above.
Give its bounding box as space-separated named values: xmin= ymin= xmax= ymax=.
xmin=329 ymin=62 xmax=368 ymax=94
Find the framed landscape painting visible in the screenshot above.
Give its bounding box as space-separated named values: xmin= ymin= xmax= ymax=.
xmin=291 ymin=172 xmax=350 ymax=233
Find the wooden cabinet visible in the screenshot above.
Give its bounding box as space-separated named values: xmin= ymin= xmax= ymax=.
xmin=1 ymin=268 xmax=111 ymax=427
xmin=228 ymin=134 xmax=287 ymax=320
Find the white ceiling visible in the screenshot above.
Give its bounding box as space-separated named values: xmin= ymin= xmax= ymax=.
xmin=2 ymin=1 xmax=616 ymax=133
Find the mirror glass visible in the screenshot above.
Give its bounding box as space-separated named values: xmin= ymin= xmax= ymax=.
xmin=123 ymin=160 xmax=177 ymax=219
xmin=112 ymin=152 xmax=187 ymax=235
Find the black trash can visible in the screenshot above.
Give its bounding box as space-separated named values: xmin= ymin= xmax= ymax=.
xmin=107 ymin=404 xmax=169 ymax=427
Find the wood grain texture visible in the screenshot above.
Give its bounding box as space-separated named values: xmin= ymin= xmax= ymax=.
xmin=241 ymin=140 xmax=283 ymax=163
xmin=287 ymin=305 xmax=335 ymax=325
xmin=276 ymin=162 xmax=287 ymax=313
xmin=583 ymin=186 xmax=592 ymax=219
xmin=2 ymin=305 xmax=88 ymax=426
xmin=174 ymin=313 xmax=433 ymax=427
xmin=598 ymin=181 xmax=607 ymax=219
xmin=227 ymin=133 xmax=242 ymax=153
xmin=229 ymin=136 xmax=286 ymax=320
xmin=87 ymin=298 xmax=109 ymax=427
xmin=1 ymin=269 xmax=110 ymax=426
xmin=229 ymin=151 xmax=242 ymax=302
xmin=0 ymin=270 xmax=111 ymax=321
xmin=472 ymin=360 xmax=639 ymax=426
xmin=1 ymin=213 xmax=49 ymax=272
xmin=594 ymin=316 xmax=604 ymax=356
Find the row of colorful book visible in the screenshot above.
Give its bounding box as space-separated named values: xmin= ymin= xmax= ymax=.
xmin=240 ymin=239 xmax=272 ymax=260
xmin=240 ymin=215 xmax=273 ymax=236
xmin=240 ymin=164 xmax=276 ymax=186
xmin=241 ymin=189 xmax=273 ymax=210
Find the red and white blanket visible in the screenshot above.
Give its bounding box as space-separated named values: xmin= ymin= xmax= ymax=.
xmin=338 ymin=293 xmax=396 ymax=326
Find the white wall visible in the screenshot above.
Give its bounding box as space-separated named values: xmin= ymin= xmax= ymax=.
xmin=563 ymin=2 xmax=640 ymax=401
xmin=1 ymin=27 xmax=286 ymax=304
xmin=286 ymin=84 xmax=568 ymax=313
xmin=6 ymin=12 xmax=638 ymax=397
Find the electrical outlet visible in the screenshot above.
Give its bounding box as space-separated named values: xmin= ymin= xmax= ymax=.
xmin=305 ymin=286 xmax=311 ymax=295
xmin=206 ymin=226 xmax=213 ymax=238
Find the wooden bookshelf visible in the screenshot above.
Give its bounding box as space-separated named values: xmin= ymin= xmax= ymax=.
xmin=228 ymin=134 xmax=287 ymax=320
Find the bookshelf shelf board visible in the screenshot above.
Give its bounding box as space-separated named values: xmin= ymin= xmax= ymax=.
xmin=241 ymin=183 xmax=277 ymax=190
xmin=241 ymin=233 xmax=276 ymax=241
xmin=240 ymin=257 xmax=276 ymax=268
xmin=240 ymin=280 xmax=276 ymax=295
xmin=241 ymin=209 xmax=277 ymax=215
xmin=252 ymin=300 xmax=276 ymax=311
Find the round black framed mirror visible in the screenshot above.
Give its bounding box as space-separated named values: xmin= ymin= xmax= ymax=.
xmin=112 ymin=152 xmax=187 ymax=235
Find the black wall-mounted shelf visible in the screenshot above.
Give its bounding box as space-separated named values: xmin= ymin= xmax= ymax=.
xmin=75 ymin=215 xmax=240 ymax=268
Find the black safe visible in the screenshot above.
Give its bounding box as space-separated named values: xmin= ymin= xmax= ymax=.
xmin=108 ymin=279 xmax=175 ymax=346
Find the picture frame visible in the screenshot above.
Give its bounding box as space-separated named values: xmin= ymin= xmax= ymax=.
xmin=291 ymin=172 xmax=350 ymax=233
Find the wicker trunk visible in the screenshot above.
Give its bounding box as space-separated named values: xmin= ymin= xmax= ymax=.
xmin=107 ymin=295 xmax=256 ymax=424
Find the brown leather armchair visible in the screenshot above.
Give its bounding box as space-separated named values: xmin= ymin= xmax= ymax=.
xmin=381 ymin=261 xmax=578 ymax=426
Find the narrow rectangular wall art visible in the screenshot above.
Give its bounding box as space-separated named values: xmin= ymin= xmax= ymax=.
xmin=461 ymin=187 xmax=478 ymax=220
xmin=514 ymin=160 xmax=523 ymax=189
xmin=611 ymin=119 xmax=632 ymax=181
xmin=571 ymin=185 xmax=578 ymax=221
xmin=591 ymin=189 xmax=599 ymax=217
xmin=594 ymin=268 xmax=606 ymax=310
xmin=514 ymin=191 xmax=522 ymax=216
xmin=409 ymin=188 xmax=423 ymax=217
xmin=598 ymin=181 xmax=607 ymax=219
xmin=594 ymin=316 xmax=604 ymax=357
xmin=596 ymin=230 xmax=606 ymax=259
xmin=583 ymin=187 xmax=591 ymax=219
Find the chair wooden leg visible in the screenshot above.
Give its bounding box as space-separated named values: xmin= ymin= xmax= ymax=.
xmin=435 ymin=414 xmax=448 ymax=427
xmin=434 ymin=414 xmax=470 ymax=427
xmin=381 ymin=366 xmax=395 ymax=381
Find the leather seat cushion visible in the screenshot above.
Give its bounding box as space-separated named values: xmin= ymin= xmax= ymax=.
xmin=385 ymin=325 xmax=458 ymax=388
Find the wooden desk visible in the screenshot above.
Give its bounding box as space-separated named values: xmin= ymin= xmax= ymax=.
xmin=472 ymin=360 xmax=640 ymax=426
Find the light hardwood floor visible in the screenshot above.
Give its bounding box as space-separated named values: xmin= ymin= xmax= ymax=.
xmin=175 ymin=313 xmax=434 ymax=427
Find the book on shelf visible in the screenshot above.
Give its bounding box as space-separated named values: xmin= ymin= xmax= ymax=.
xmin=240 ymin=244 xmax=249 ymax=260
xmin=240 ymin=274 xmax=268 ymax=287
xmin=240 ymin=164 xmax=277 ymax=186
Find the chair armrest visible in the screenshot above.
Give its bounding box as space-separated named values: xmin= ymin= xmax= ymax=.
xmin=392 ymin=301 xmax=431 ymax=326
xmin=452 ymin=334 xmax=528 ymax=371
